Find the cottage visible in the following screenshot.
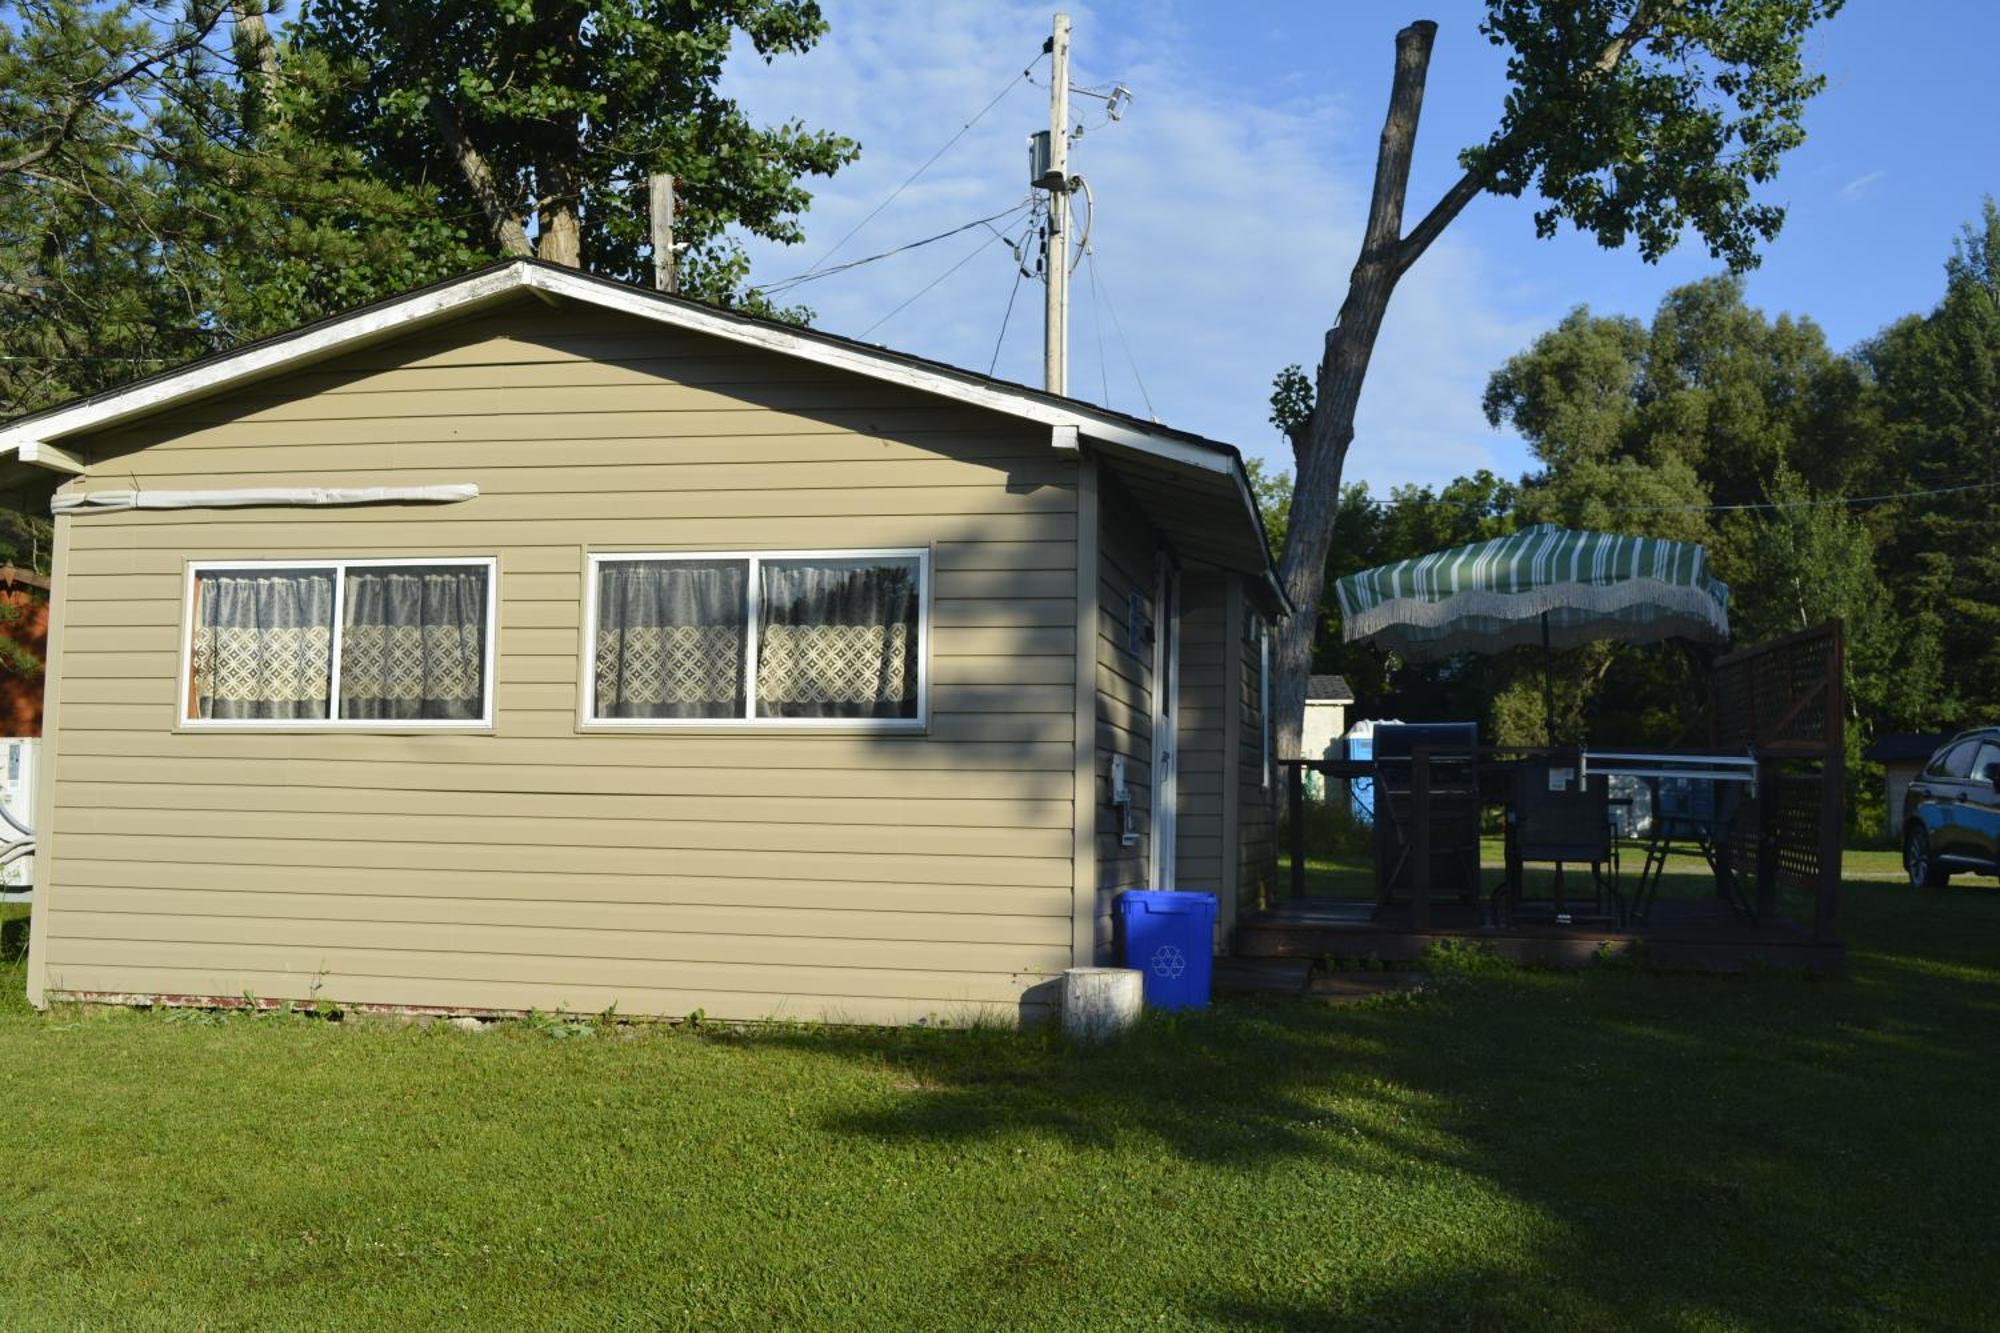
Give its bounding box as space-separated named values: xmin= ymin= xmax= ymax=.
xmin=0 ymin=260 xmax=1286 ymax=1025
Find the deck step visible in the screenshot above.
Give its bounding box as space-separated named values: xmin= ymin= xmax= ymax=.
xmin=1233 ymin=897 xmax=1843 ymax=972
xmin=1212 ymin=956 xmax=1312 ymax=995
xmin=1307 ymin=971 xmax=1425 ymax=1003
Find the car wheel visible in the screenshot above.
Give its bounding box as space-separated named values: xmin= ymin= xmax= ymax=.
xmin=1906 ymin=826 xmax=1949 ymax=888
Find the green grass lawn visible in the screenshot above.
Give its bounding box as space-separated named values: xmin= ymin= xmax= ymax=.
xmin=3 ymin=874 xmax=1998 ymax=1330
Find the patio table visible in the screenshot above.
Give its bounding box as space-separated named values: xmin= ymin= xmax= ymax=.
xmin=1580 ymin=751 xmax=1759 ymax=925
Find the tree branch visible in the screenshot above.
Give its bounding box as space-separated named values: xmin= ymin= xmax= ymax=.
xmin=430 ymin=100 xmax=534 ymax=257
xmin=1391 ymin=2 xmax=1671 ymax=278
xmin=0 ymin=12 xmax=226 ymax=177
xmin=1393 ymin=168 xmax=1483 ymax=278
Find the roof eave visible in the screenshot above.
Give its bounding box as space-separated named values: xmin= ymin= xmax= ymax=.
xmin=0 ymin=259 xmax=1290 ymax=604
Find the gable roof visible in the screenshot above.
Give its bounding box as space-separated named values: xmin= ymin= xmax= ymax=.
xmin=0 ymin=259 xmax=1288 ymax=609
xmin=1306 ymin=674 xmax=1354 ymax=703
xmin=1861 ymin=732 xmax=1957 ymax=764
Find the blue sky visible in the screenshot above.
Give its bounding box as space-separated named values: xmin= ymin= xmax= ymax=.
xmin=722 ymin=1 xmax=1999 ymax=493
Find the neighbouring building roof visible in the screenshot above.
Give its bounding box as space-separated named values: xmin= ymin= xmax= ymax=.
xmin=0 ymin=259 xmax=1289 ymax=610
xmin=1862 ymin=732 xmax=1957 ymax=764
xmin=1306 ymin=674 xmax=1354 ymax=703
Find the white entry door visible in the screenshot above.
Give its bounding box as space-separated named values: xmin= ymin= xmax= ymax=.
xmin=1150 ymin=557 xmax=1181 ymax=889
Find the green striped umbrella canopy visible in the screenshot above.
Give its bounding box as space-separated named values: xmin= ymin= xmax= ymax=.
xmin=1334 ymin=524 xmax=1730 ymax=661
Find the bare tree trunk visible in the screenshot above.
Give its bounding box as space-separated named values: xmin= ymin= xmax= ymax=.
xmin=1274 ymin=22 xmax=1459 ymax=757
xmin=532 ymin=7 xmax=587 ymax=268
xmin=229 ymin=2 xmax=279 ymax=102
xmin=1270 ymin=13 xmax=1648 ymax=756
xmin=432 ymin=101 xmax=533 ymax=258
xmin=535 ymin=161 xmax=582 ymax=266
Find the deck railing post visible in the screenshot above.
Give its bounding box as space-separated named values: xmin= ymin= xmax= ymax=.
xmin=1816 ymin=621 xmax=1847 ymax=943
xmin=1411 ymin=748 xmax=1431 ymax=930
xmin=1754 ymin=753 xmax=1778 ymax=924
xmin=1288 ymin=761 xmax=1306 ymax=900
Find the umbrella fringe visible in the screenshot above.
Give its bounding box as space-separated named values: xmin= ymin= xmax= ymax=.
xmin=1342 ymin=577 xmax=1730 ymax=656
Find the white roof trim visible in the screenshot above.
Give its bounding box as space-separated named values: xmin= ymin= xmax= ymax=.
xmin=0 ymin=265 xmax=528 ymax=456
xmin=0 ymin=260 xmax=1285 ymax=606
xmin=0 ymin=261 xmax=1232 ymax=475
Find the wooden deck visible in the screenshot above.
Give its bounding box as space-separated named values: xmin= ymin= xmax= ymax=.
xmin=1234 ymin=896 xmax=1844 ymax=973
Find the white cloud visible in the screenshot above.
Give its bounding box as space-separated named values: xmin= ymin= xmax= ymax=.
xmin=721 ymin=1 xmax=1533 ymax=493
xmin=1839 ymin=169 xmax=1886 ymax=203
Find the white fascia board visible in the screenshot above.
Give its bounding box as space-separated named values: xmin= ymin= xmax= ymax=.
xmin=0 ymin=260 xmax=1239 ymax=481
xmin=0 ymin=265 xmax=531 ymax=456
xmin=0 ymin=260 xmax=1274 ymax=583
xmin=513 ymin=265 xmax=1237 ymax=476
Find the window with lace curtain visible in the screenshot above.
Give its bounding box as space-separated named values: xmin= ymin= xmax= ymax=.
xmin=181 ymin=558 xmax=495 ymax=728
xmin=585 ymin=549 xmax=927 ymax=728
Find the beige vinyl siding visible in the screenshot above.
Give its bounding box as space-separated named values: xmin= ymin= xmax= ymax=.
xmin=33 ymin=297 xmax=1078 ymax=1025
xmin=1172 ymin=573 xmax=1227 ymax=905
xmin=1239 ymin=615 xmax=1278 ymax=913
xmin=1090 ymin=478 xmax=1158 ymax=961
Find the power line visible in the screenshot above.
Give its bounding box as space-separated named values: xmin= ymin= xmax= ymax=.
xmin=792 ymin=56 xmax=1042 ymax=283
xmin=860 ymin=227 xmax=1013 ymax=340
xmin=989 ymin=257 xmax=1027 ymax=377
xmin=0 ymin=354 xmax=177 ymax=363
xmin=1083 ymin=247 xmax=1156 ymax=421
xmin=1329 ymin=475 xmax=2000 ymax=514
xmin=1607 ymin=478 xmax=2000 ymax=514
xmin=1084 ymin=245 xmax=1110 ymax=407
xmin=752 ymin=201 xmax=1031 ymax=297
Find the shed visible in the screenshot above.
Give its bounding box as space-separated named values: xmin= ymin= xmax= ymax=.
xmin=1862 ymin=731 xmax=1955 ymax=839
xmin=1299 ymin=674 xmax=1354 ymax=763
xmin=0 ymin=260 xmax=1287 ymax=1025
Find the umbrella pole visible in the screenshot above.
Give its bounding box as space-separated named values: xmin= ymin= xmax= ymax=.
xmin=1541 ymin=610 xmax=1556 ymax=748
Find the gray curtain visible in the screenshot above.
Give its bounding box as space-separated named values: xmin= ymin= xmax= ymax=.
xmin=339 ymin=565 xmax=489 ymax=720
xmin=594 ymin=560 xmax=748 ymax=718
xmin=757 ymin=557 xmax=919 ymax=719
xmin=191 ymin=569 xmax=335 ymax=720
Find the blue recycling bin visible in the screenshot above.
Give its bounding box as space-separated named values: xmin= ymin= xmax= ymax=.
xmin=1119 ymin=889 xmax=1217 ymax=1010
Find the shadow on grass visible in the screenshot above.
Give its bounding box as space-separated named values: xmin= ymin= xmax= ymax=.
xmin=725 ymin=880 xmax=2000 ymax=1327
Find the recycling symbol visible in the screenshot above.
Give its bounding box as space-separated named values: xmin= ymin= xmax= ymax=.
xmin=1150 ymin=945 xmax=1187 ymax=979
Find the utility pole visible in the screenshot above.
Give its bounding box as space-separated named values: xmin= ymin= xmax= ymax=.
xmin=649 ymin=172 xmax=678 ymax=295
xmin=1040 ymin=13 xmax=1071 ymax=396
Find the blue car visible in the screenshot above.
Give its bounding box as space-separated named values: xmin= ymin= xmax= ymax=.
xmin=1903 ymin=728 xmax=2000 ymax=887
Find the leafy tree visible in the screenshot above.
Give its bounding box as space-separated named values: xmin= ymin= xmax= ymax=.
xmin=1300 ymin=472 xmax=1522 ymax=729
xmin=1264 ymin=0 xmax=1843 ymax=755
xmin=1479 ymin=274 xmax=1934 ymax=743
xmin=0 ymin=2 xmax=236 ymax=419
xmin=1861 ymin=199 xmax=2000 ymax=723
xmin=2 ymin=0 xmax=860 ymax=430
xmin=1486 ymin=275 xmax=1862 ymax=542
xmin=285 ymin=0 xmax=858 ymax=308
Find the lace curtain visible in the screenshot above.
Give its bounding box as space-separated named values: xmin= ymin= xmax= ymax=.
xmin=594 ymin=560 xmax=748 ymax=718
xmin=757 ymin=557 xmax=919 ymax=719
xmin=339 ymin=565 xmax=489 ymax=720
xmin=190 ymin=569 xmax=336 ymax=719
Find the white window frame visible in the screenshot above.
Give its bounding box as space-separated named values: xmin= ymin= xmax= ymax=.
xmin=177 ymin=556 xmax=499 ymax=731
xmin=580 ymin=547 xmax=931 ymax=732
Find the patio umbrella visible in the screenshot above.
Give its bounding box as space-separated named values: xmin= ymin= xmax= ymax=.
xmin=1333 ymin=524 xmax=1730 ymax=744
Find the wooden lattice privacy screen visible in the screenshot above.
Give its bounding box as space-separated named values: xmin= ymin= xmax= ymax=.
xmin=1710 ymin=621 xmax=1846 ymax=941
